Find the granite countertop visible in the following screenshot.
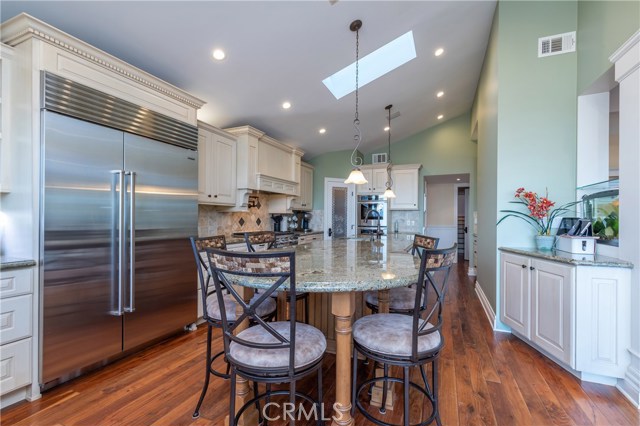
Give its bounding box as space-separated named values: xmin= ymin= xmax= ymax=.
xmin=1 ymin=257 xmax=37 ymax=270
xmin=499 ymin=247 xmax=633 ymax=268
xmin=229 ymin=235 xmax=420 ymax=293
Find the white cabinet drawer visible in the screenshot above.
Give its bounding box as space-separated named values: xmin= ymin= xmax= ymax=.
xmin=0 ymin=295 xmax=32 ymax=344
xmin=0 ymin=268 xmax=33 ymax=299
xmin=0 ymin=337 xmax=32 ymax=395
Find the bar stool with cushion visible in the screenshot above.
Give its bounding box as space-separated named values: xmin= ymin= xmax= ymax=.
xmin=189 ymin=236 xmax=276 ymax=419
xmin=244 ymin=231 xmax=310 ymax=324
xmin=364 ymin=234 xmax=440 ymax=314
xmin=207 ymin=249 xmax=325 ymax=426
xmin=352 ymin=243 xmax=457 ymax=426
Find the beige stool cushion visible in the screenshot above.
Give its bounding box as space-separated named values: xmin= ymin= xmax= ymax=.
xmin=353 ymin=313 xmax=441 ymax=356
xmin=230 ymin=322 xmax=326 ymax=369
xmin=365 ymin=286 xmax=417 ymax=311
xmin=207 ymin=293 xmax=276 ymax=321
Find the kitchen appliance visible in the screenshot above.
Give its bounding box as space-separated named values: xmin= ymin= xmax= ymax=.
xmin=357 ymin=194 xmax=388 ymax=234
xmin=301 ymin=212 xmax=312 ymax=232
xmin=40 ymin=73 xmax=198 ymax=389
xmin=272 ymin=215 xmax=283 ymax=232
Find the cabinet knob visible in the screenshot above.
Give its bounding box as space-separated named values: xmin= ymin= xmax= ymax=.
xmin=214 ymin=195 xmax=218 ymax=198
xmin=208 ymin=194 xmax=212 ymax=198
xmin=529 ymin=266 xmax=535 ymax=270
xmin=521 ymin=264 xmax=526 ymax=268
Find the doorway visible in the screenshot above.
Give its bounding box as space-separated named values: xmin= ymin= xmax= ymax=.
xmin=323 ymin=178 xmax=356 ymax=239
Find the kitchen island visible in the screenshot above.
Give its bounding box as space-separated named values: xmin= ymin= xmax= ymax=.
xmin=226 ymin=233 xmax=422 ymax=426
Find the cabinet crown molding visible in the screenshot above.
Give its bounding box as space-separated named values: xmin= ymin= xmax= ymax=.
xmin=0 ymin=13 xmax=205 ymax=109
xmin=224 ymin=125 xmax=265 ymax=139
xmin=609 ymin=29 xmax=640 ymax=64
xmin=197 ymin=120 xmax=237 ymax=139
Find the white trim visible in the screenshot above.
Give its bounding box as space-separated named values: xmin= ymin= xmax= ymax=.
xmin=475 ymin=281 xmax=510 ymax=333
xmin=323 ymin=178 xmax=355 ymax=239
xmin=617 ymin=364 xmax=640 ymax=408
xmin=609 ymin=29 xmax=640 ymax=63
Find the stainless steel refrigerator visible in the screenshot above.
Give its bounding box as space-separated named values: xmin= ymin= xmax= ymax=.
xmin=40 ymin=73 xmax=198 ymax=389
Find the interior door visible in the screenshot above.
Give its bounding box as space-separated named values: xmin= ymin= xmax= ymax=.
xmin=122 ymin=133 xmax=198 ymax=350
xmin=41 ymin=112 xmax=123 ymax=385
xmin=324 ymin=178 xmax=355 ymax=239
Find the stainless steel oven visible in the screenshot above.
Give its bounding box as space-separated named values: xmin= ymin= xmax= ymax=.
xmin=357 ymin=194 xmax=388 ymax=233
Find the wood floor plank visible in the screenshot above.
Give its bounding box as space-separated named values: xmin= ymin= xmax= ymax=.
xmin=1 ymin=259 xmax=637 ymax=426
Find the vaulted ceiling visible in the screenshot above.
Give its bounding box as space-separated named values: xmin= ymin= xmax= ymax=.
xmin=1 ymin=1 xmax=496 ymax=158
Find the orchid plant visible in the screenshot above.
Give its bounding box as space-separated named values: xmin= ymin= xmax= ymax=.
xmin=498 ymin=188 xmax=579 ymax=236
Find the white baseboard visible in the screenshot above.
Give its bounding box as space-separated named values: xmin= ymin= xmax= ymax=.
xmin=475 ymin=281 xmax=494 ymax=329
xmin=467 ymin=266 xmax=477 ymax=276
xmin=617 ymin=359 xmax=640 ymax=408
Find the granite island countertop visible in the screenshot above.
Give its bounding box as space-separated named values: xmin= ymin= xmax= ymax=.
xmin=499 ymin=247 xmax=633 ymax=268
xmin=0 ymin=256 xmax=37 ymax=270
xmin=227 ymin=234 xmax=421 ymax=293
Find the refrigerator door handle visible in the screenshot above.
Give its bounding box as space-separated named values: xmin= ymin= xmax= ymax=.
xmin=110 ymin=170 xmax=125 ymax=316
xmin=125 ymin=171 xmax=136 ymax=313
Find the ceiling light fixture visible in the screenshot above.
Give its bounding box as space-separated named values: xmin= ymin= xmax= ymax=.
xmin=437 ymin=114 xmax=444 ymax=120
xmin=383 ymin=104 xmax=396 ymax=199
xmin=212 ymin=49 xmax=226 ymax=60
xmin=319 ymin=128 xmax=326 ymax=134
xmin=434 ymin=48 xmax=444 ymax=57
xmin=436 ymin=91 xmax=444 ymax=98
xmin=282 ymin=101 xmax=291 ymax=109
xmin=345 ymin=20 xmax=368 ymax=185
xmin=384 ymin=126 xmax=390 ymax=132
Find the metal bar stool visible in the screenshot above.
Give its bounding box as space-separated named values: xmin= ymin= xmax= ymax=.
xmin=352 ymin=243 xmax=457 ymax=426
xmin=207 ymin=249 xmax=325 ymax=426
xmin=244 ymin=231 xmax=310 ymax=324
xmin=189 ymin=236 xmax=276 ymax=419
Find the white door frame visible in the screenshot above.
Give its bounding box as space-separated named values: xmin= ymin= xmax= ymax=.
xmin=324 ymin=178 xmax=356 ymax=239
xmin=453 ymin=183 xmax=470 ymax=258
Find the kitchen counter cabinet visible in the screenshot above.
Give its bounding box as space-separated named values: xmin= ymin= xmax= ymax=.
xmin=499 ymin=248 xmax=631 ymax=384
xmin=197 ymin=122 xmax=237 ymax=206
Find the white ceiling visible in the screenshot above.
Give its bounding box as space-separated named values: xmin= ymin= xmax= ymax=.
xmin=1 ymin=1 xmax=496 ymax=159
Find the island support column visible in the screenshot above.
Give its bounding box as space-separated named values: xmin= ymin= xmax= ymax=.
xmin=331 ymin=291 xmax=356 ymax=426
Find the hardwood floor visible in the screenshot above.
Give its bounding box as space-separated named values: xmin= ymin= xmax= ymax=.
xmin=2 ymin=260 xmax=637 ymax=425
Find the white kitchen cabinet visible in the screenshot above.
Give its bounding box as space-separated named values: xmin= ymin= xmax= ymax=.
xmin=358 ymin=166 xmax=389 ymax=194
xmin=198 ymin=122 xmax=237 ymax=206
xmin=291 ymin=162 xmax=314 ymax=211
xmin=530 ymin=259 xmax=574 ymax=365
xmin=0 ymin=44 xmax=14 ymax=193
xmin=389 ymin=165 xmax=421 ymax=210
xmin=499 ymin=249 xmax=631 ymax=383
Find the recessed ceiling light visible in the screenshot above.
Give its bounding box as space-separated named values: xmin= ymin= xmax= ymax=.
xmin=384 ymin=126 xmax=390 ymax=132
xmin=434 ymin=48 xmax=444 ymax=57
xmin=323 ymin=31 xmax=417 ymax=99
xmin=282 ymin=101 xmax=291 ymax=109
xmin=436 ymin=91 xmax=444 ymax=98
xmin=212 ymin=49 xmax=226 ymax=60
xmin=437 ymin=114 xmax=444 ymax=120
xmin=456 ymin=178 xmax=461 ymax=181
xmin=319 ymin=128 xmax=326 ymax=134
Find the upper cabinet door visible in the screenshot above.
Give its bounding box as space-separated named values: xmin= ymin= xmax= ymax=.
xmin=390 ymin=167 xmax=419 ymax=210
xmin=291 ymin=162 xmax=314 ymax=211
xmin=198 ymin=125 xmax=237 ymax=206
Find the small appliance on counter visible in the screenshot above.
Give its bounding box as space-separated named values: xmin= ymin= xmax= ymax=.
xmin=291 ymin=211 xmax=313 ymax=232
xmin=272 ymin=215 xmax=283 ymax=232
xmin=556 ymin=218 xmax=597 ymax=254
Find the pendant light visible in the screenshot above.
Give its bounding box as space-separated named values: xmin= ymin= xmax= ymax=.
xmin=383 ymin=104 xmax=396 ymax=198
xmin=344 ymin=20 xmax=368 ymax=185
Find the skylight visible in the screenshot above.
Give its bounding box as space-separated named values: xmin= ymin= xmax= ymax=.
xmin=322 ymin=31 xmax=417 ymax=100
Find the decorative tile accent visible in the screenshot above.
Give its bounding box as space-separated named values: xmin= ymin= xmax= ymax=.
xmin=256 ymin=218 xmax=262 ymax=226
xmin=239 ymin=217 xmax=245 ymax=227
xmin=198 ymin=194 xmax=272 ymax=237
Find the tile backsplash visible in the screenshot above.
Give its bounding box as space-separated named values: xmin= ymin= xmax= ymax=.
xmin=198 ymin=194 xmax=271 ymax=237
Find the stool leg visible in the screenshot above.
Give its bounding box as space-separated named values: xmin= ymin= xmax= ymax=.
xmin=380 ymin=363 xmax=389 ymax=414
xmin=351 ymin=346 xmax=358 ymax=416
xmin=254 ymin=382 xmax=263 ymax=424
xmin=192 ymin=325 xmax=213 ymax=419
xmin=433 ymin=359 xmax=442 ymax=426
xmin=229 ymin=367 xmax=237 ymax=426
xmin=304 ymin=295 xmax=309 ymax=324
xmin=317 ymin=365 xmax=324 ymax=426
xmin=403 ymin=366 xmax=410 ymax=426
xmin=289 ymin=381 xmax=296 ymax=426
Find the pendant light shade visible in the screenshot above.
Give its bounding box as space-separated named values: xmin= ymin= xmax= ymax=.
xmin=344 ymin=20 xmax=368 ymax=185
xmin=345 ymin=168 xmax=368 ymax=185
xmin=383 ymin=104 xmax=396 ymax=198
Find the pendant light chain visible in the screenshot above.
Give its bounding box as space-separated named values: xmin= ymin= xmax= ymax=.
xmin=384 ymin=104 xmax=396 ymax=197
xmin=350 ymin=21 xmax=363 ymax=168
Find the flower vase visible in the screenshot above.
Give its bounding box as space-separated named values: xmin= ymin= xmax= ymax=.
xmin=535 ymin=235 xmax=555 ymax=251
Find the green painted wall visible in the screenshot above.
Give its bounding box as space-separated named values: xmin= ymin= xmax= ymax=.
xmin=577 ymin=1 xmax=639 ymax=94
xmin=473 ymin=4 xmax=500 ymax=313
xmin=308 ymin=149 xmax=361 ymax=210
xmin=474 ymin=1 xmax=579 ymax=313
xmin=362 ymin=111 xmax=477 ymax=225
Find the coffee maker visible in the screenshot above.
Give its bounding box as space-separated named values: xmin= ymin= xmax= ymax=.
xmin=293 ymin=211 xmax=312 ymax=232
xmin=271 ymin=215 xmax=283 ymax=232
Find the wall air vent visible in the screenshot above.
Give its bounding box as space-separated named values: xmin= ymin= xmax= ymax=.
xmin=372 ymin=153 xmax=388 ymax=164
xmin=538 ymin=31 xmax=576 ymax=58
